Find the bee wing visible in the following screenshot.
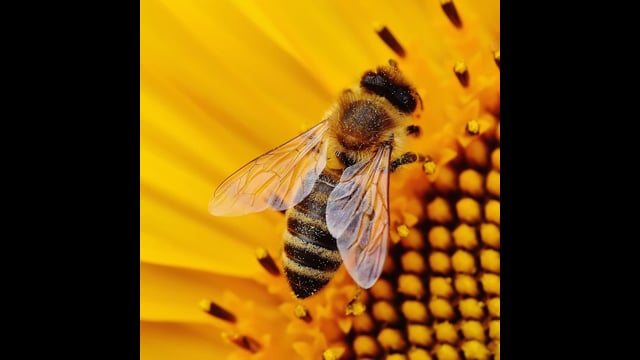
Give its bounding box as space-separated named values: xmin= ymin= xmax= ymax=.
xmin=209 ymin=120 xmax=330 ymax=216
xmin=326 ymin=144 xmax=392 ymax=289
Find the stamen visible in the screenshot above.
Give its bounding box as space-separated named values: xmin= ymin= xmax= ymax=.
xmin=493 ymin=49 xmax=500 ymax=68
xmin=453 ymin=60 xmax=470 ymax=87
xmin=346 ymin=300 xmax=367 ymax=316
xmin=406 ymin=124 xmax=421 ymax=136
xmin=375 ymin=25 xmax=406 ymax=57
xmin=465 ymin=119 xmax=480 ymax=135
xmin=440 ymin=0 xmax=463 ymax=28
xmin=397 ymin=224 xmax=410 ymax=238
xmin=423 ymin=157 xmax=437 ymax=175
xmin=294 ymin=304 xmax=312 ymax=322
xmin=221 ymin=332 xmax=262 ymax=353
xmin=322 ymin=347 xmax=345 ymax=360
xmin=255 ymin=247 xmax=280 ymax=276
xmin=199 ymin=299 xmax=236 ymax=323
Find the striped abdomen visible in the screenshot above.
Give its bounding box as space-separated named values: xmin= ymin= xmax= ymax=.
xmin=283 ymin=168 xmax=343 ymax=299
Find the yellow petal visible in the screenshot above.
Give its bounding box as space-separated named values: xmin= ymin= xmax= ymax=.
xmin=140 ymin=261 xmax=279 ymax=323
xmin=140 ymin=321 xmax=229 ymax=360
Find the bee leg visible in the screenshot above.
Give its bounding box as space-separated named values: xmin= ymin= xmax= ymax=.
xmin=335 ymin=150 xmax=358 ymax=168
xmin=391 ymin=152 xmax=422 ymax=172
xmin=406 ymin=125 xmax=421 ymax=137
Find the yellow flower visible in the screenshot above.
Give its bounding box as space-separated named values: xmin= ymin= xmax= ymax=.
xmin=141 ymin=0 xmax=499 ymax=359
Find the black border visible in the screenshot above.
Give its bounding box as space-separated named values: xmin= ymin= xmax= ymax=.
xmin=8 ymin=4 xmax=140 ymax=356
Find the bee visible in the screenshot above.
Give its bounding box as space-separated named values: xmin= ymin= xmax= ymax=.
xmin=209 ymin=60 xmax=422 ymax=298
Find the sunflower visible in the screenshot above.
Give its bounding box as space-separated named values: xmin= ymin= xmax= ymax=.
xmin=140 ymin=0 xmax=500 ymax=359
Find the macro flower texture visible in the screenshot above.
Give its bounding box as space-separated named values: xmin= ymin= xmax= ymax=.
xmin=141 ymin=0 xmax=499 ymax=359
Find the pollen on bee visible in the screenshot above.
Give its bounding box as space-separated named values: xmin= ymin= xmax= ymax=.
xmin=466 ymin=119 xmax=480 ymax=135
xmin=255 ymin=247 xmax=280 ymax=276
xmin=453 ymin=60 xmax=469 ymax=87
xmin=221 ymin=332 xmax=262 ymax=353
xmin=440 ymin=0 xmax=463 ymax=28
xmin=294 ymin=304 xmax=312 ymax=322
xmin=199 ymin=299 xmax=236 ymax=323
xmin=493 ymin=50 xmax=500 ymax=68
xmin=375 ymin=25 xmax=406 ymax=58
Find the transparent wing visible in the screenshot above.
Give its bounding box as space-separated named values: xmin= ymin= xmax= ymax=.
xmin=209 ymin=120 xmax=329 ymax=216
xmin=326 ymin=144 xmax=392 ymax=289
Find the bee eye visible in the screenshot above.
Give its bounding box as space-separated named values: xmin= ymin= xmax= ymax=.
xmin=360 ymin=73 xmax=416 ymax=114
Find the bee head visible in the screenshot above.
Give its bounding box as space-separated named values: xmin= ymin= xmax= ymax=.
xmin=360 ymin=62 xmax=419 ymax=114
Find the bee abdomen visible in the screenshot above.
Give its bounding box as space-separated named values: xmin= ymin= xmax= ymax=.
xmin=283 ymin=232 xmax=342 ymax=298
xmin=283 ymin=168 xmax=342 ymax=298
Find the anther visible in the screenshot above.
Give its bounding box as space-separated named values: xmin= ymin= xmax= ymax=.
xmin=397 ymin=224 xmax=410 ymax=237
xmin=323 ymin=347 xmax=346 ymax=360
xmin=255 ymin=247 xmax=280 ymax=276
xmin=376 ymin=25 xmax=406 ymax=57
xmin=346 ymin=300 xmax=367 ymax=316
xmin=453 ymin=60 xmax=470 ymax=87
xmin=423 ymin=157 xmax=436 ymax=175
xmin=493 ymin=49 xmax=500 ymax=68
xmin=199 ymin=299 xmax=236 ymax=323
xmin=440 ymin=0 xmax=463 ymax=28
xmin=406 ymin=124 xmax=421 ymax=136
xmin=294 ymin=304 xmax=312 ymax=322
xmin=222 ymin=332 xmax=262 ymax=353
xmin=466 ymin=119 xmax=480 ymax=135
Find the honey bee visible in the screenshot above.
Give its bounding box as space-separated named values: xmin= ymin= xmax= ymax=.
xmin=209 ymin=60 xmax=422 ymax=298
